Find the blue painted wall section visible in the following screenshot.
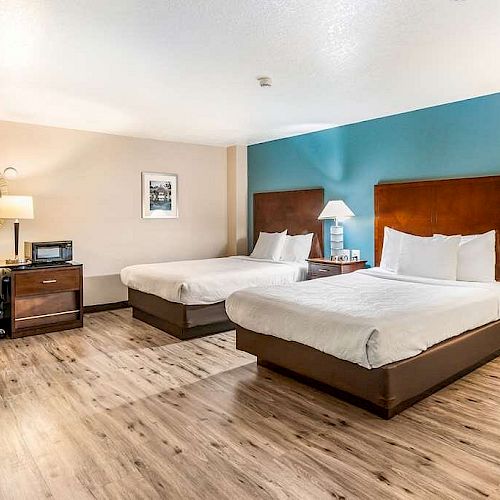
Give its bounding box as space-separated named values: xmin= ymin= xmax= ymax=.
xmin=248 ymin=93 xmax=500 ymax=264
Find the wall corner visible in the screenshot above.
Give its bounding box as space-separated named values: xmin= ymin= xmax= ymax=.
xmin=226 ymin=145 xmax=248 ymax=256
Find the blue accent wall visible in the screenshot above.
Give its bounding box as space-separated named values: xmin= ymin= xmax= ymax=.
xmin=248 ymin=93 xmax=500 ymax=264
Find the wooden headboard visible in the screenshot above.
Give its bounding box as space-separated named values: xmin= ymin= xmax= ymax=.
xmin=374 ymin=175 xmax=500 ymax=280
xmin=253 ymin=188 xmax=324 ymax=258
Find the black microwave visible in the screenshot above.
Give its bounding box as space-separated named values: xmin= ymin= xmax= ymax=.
xmin=24 ymin=241 xmax=73 ymax=264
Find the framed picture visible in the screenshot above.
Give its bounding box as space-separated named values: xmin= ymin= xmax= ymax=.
xmin=141 ymin=172 xmax=178 ymax=219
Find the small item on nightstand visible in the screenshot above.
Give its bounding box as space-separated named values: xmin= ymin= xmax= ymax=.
xmin=351 ymin=250 xmax=361 ymax=262
xmin=333 ymin=249 xmax=351 ymax=262
xmin=25 ymin=241 xmax=73 ymax=265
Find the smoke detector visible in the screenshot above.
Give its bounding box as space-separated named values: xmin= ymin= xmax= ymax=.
xmin=257 ymin=76 xmax=272 ymax=88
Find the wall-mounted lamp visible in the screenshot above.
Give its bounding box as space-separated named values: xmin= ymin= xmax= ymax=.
xmin=0 ymin=167 xmax=20 ymax=228
xmin=2 ymin=167 xmax=18 ymax=180
xmin=0 ymin=167 xmax=19 ymax=226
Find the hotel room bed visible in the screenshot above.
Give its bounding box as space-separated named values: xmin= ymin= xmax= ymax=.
xmin=230 ymin=175 xmax=500 ymax=418
xmin=122 ymin=188 xmax=325 ymax=339
xmin=227 ymin=268 xmax=500 ymax=369
xmin=121 ymin=256 xmax=308 ymax=339
xmin=121 ymin=257 xmax=308 ymax=305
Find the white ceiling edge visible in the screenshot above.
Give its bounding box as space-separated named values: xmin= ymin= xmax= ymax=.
xmin=246 ymin=90 xmax=500 ymax=146
xmin=2 ymin=90 xmax=497 ymax=149
xmin=0 ymin=116 xmax=227 ymax=149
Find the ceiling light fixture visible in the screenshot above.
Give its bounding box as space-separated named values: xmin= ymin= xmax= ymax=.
xmin=257 ymin=76 xmax=272 ymax=88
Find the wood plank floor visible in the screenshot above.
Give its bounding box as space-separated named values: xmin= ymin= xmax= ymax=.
xmin=0 ymin=309 xmax=498 ymax=499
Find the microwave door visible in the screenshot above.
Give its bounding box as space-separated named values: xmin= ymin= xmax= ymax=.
xmin=37 ymin=246 xmax=61 ymax=260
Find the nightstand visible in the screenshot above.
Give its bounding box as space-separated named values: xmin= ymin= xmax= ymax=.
xmin=307 ymin=258 xmax=367 ymax=280
xmin=0 ymin=262 xmax=83 ymax=338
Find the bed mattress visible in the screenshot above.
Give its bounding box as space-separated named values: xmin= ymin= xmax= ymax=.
xmin=120 ymin=256 xmax=308 ymax=305
xmin=225 ymin=268 xmax=500 ymax=369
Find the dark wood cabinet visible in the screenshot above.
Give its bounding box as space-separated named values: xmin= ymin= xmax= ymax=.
xmin=7 ymin=263 xmax=83 ymax=338
xmin=307 ymin=258 xmax=367 ymax=280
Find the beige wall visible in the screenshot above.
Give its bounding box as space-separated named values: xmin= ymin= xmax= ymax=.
xmin=0 ymin=121 xmax=228 ymax=305
xmin=226 ymin=145 xmax=248 ymax=256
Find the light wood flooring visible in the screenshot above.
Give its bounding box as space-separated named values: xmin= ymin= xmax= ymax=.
xmin=0 ymin=309 xmax=499 ymax=499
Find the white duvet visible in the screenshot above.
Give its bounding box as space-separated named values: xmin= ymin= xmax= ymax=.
xmin=225 ymin=268 xmax=500 ymax=369
xmin=120 ymin=256 xmax=307 ymax=305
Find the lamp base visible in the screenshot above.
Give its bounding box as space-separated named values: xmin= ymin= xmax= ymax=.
xmin=329 ymin=223 xmax=344 ymax=259
xmin=5 ymin=257 xmax=31 ymax=265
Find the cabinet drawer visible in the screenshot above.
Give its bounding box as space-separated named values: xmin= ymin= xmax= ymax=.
xmin=308 ymin=263 xmax=340 ymax=277
xmin=15 ymin=267 xmax=81 ymax=296
xmin=14 ymin=311 xmax=80 ymax=331
xmin=15 ymin=292 xmax=79 ymax=319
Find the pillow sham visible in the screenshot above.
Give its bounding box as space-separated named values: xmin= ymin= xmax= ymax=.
xmin=396 ymin=233 xmax=461 ymax=280
xmin=380 ymin=227 xmax=404 ymax=272
xmin=250 ymin=230 xmax=287 ymax=261
xmin=434 ymin=230 xmax=496 ymax=282
xmin=281 ymin=233 xmax=314 ymax=262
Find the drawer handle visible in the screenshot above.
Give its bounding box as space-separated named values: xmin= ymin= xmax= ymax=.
xmin=317 ymin=269 xmax=329 ymax=273
xmin=16 ymin=310 xmax=80 ymax=321
xmin=42 ymin=279 xmax=57 ymax=284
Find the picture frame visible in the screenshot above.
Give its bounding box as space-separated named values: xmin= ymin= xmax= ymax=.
xmin=141 ymin=172 xmax=178 ymax=219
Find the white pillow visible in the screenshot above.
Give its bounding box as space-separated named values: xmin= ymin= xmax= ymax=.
xmin=250 ymin=230 xmax=287 ymax=261
xmin=281 ymin=233 xmax=314 ymax=262
xmin=396 ymin=233 xmax=461 ymax=280
xmin=380 ymin=227 xmax=404 ymax=272
xmin=434 ymin=230 xmax=496 ymax=282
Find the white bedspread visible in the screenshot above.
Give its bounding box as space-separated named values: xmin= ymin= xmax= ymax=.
xmin=120 ymin=256 xmax=307 ymax=305
xmin=225 ymin=268 xmax=500 ymax=369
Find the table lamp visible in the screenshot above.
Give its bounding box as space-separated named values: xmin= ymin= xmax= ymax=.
xmin=318 ymin=200 xmax=355 ymax=259
xmin=0 ymin=195 xmax=34 ymax=264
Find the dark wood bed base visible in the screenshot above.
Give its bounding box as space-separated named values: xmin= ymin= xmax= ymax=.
xmin=129 ymin=288 xmax=234 ymax=340
xmin=236 ymin=175 xmax=500 ymax=418
xmin=129 ymin=187 xmax=325 ymax=340
xmin=237 ymin=321 xmax=500 ymax=419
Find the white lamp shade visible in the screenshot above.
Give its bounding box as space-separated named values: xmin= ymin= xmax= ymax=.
xmin=318 ymin=200 xmax=354 ymax=220
xmin=0 ymin=195 xmax=34 ymax=219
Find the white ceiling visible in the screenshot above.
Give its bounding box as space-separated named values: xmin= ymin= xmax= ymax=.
xmin=1 ymin=0 xmax=499 ymax=146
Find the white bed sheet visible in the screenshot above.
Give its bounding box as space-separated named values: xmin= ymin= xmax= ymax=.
xmin=225 ymin=268 xmax=500 ymax=369
xmin=120 ymin=256 xmax=308 ymax=305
